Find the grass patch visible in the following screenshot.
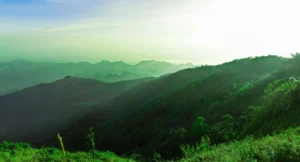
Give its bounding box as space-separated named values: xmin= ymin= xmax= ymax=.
xmin=0 ymin=141 xmax=135 ymax=162
xmin=179 ymin=127 xmax=300 ymax=162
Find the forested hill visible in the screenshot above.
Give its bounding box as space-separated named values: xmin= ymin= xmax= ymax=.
xmin=0 ymin=76 xmax=154 ymax=144
xmin=54 ymin=54 xmax=300 ymax=160
xmin=2 ymin=54 xmax=300 ymax=161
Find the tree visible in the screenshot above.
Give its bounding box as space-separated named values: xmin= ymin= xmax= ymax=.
xmin=211 ymin=115 xmax=236 ymax=143
xmin=85 ymin=127 xmax=96 ymax=158
xmin=169 ymin=127 xmax=187 ymax=145
xmin=190 ymin=117 xmax=208 ymax=141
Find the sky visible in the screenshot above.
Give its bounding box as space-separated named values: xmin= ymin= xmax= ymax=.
xmin=1 ymin=0 xmax=300 ymax=65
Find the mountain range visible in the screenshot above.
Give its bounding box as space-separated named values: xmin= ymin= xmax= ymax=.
xmin=0 ymin=59 xmax=194 ymax=95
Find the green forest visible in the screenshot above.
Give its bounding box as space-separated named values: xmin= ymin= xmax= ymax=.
xmin=1 ymin=54 xmax=300 ymax=161
xmin=2 ymin=0 xmax=300 ymax=161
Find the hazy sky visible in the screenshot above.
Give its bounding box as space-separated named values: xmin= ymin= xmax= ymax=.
xmin=1 ymin=0 xmax=300 ymax=64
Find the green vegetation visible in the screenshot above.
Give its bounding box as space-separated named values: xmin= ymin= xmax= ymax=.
xmin=210 ymin=114 xmax=236 ymax=143
xmin=190 ymin=117 xmax=208 ymax=141
xmin=0 ymin=141 xmax=134 ymax=162
xmin=180 ymin=127 xmax=300 ymax=162
xmin=85 ymin=127 xmax=96 ymax=158
xmin=0 ymin=76 xmax=155 ymax=145
xmin=242 ymin=78 xmax=300 ymax=136
xmin=81 ymin=55 xmax=290 ymax=159
xmin=1 ymin=54 xmax=300 ymax=161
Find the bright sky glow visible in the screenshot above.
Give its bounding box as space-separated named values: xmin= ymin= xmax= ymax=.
xmin=1 ymin=0 xmax=300 ymax=64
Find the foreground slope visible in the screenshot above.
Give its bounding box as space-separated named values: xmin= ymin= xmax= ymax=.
xmin=1 ymin=127 xmax=299 ymax=162
xmin=0 ymin=141 xmax=135 ymax=162
xmin=0 ymin=76 xmax=154 ymax=144
xmin=180 ymin=127 xmax=300 ymax=162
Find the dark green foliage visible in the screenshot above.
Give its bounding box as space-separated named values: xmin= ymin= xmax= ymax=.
xmin=56 ymin=55 xmax=291 ymax=159
xmin=169 ymin=127 xmax=187 ymax=145
xmin=0 ymin=141 xmax=32 ymax=158
xmin=85 ymin=127 xmax=96 ymax=158
xmin=243 ymin=78 xmax=300 ymax=136
xmin=190 ymin=117 xmax=209 ymax=141
xmin=4 ymin=54 xmax=300 ymax=160
xmin=0 ymin=141 xmax=31 ymax=151
xmin=0 ymin=76 xmax=153 ymax=146
xmin=210 ymin=114 xmax=236 ymax=143
xmin=152 ymin=150 xmax=162 ymax=162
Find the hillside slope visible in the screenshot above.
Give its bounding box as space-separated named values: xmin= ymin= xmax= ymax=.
xmin=56 ymin=55 xmax=291 ymax=158
xmin=0 ymin=76 xmax=154 ymax=144
xmin=3 ymin=54 xmax=300 ymax=160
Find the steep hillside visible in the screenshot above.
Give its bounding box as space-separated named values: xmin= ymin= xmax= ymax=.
xmin=242 ymin=78 xmax=300 ymax=136
xmin=55 ymin=55 xmax=291 ymax=159
xmin=0 ymin=60 xmax=194 ymax=95
xmin=0 ymin=76 xmax=154 ymax=144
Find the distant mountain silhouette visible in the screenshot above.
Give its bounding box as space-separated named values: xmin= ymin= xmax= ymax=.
xmin=0 ymin=60 xmax=194 ymax=95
